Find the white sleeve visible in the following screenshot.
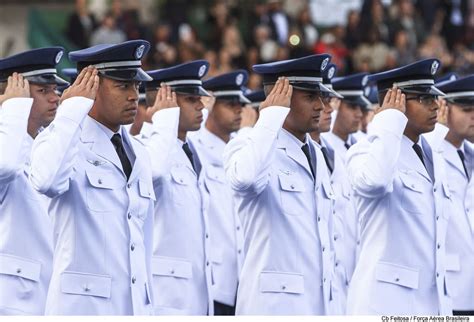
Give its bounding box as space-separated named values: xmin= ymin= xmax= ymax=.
xmin=0 ymin=98 xmax=33 ymax=185
xmin=142 ymin=107 xmax=180 ymax=180
xmin=346 ymin=109 xmax=408 ymax=198
xmin=223 ymin=106 xmax=289 ymax=195
xmin=29 ymin=97 xmax=94 ymax=197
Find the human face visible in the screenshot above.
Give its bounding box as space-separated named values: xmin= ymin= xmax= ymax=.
xmin=91 ymin=77 xmax=140 ymax=131
xmin=176 ymin=93 xmax=204 ymax=133
xmin=283 ymin=89 xmax=327 ymax=139
xmin=29 ymin=83 xmax=60 ymax=127
xmin=404 ymin=94 xmax=439 ymax=135
xmin=210 ymin=99 xmax=243 ymax=134
xmin=334 ymin=100 xmax=363 ymax=135
xmin=447 ymin=102 xmax=474 ymax=142
xmin=317 ymin=97 xmax=339 ymax=133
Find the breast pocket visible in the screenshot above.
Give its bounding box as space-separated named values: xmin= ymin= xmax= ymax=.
xmin=85 ymin=169 xmax=124 ymax=213
xmin=151 ymin=256 xmax=193 ymax=310
xmin=278 ymin=172 xmax=308 ymax=216
xmin=137 ymin=179 xmax=155 ymax=219
xmin=0 ymin=253 xmax=41 ymax=311
xmin=398 ymin=172 xmax=429 ymax=215
xmin=170 ymin=167 xmax=196 ymax=206
xmin=259 ymin=271 xmax=305 ymax=294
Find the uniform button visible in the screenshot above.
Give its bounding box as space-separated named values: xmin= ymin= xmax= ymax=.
xmin=127 ymin=212 xmax=132 ymax=220
xmin=466 ymin=208 xmax=470 ymax=213
xmin=437 ymin=243 xmax=441 ymax=249
xmin=323 ymin=278 xmax=326 ymax=283
xmin=395 ymin=277 xmax=400 ymax=282
xmin=180 ymin=179 xmax=184 ymax=183
xmin=317 ymin=216 xmax=321 ymax=222
xmin=132 ymin=276 xmax=136 ymax=284
xmin=335 ymin=261 xmax=339 ymax=267
xmin=238 ymin=249 xmax=242 ymax=254
xmin=236 ymin=226 xmax=240 ymax=231
xmin=98 ymin=179 xmax=102 ymax=184
xmin=334 ymin=236 xmax=338 ymax=241
xmin=131 ymin=243 xmax=135 ymax=251
xmin=357 ymin=240 xmax=360 ymax=245
xmin=436 ymin=272 xmax=440 ymax=278
xmin=436 ymin=216 xmax=439 ymax=221
xmin=205 ymin=233 xmax=209 ymax=239
xmin=170 ymin=269 xmax=175 ymax=275
xmin=332 ymin=210 xmax=336 ymax=215
xmin=281 ymin=285 xmax=286 ymax=290
xmin=434 ymin=188 xmax=437 ymax=192
xmin=127 ymin=183 xmax=131 ymax=189
xmin=322 ymin=246 xmax=326 ymax=252
xmin=411 ymin=184 xmax=415 ymax=189
xmin=83 ymin=285 xmax=90 ymax=292
xmin=290 ymin=184 xmax=295 ymax=190
xmin=16 ymin=268 xmax=21 ymax=274
xmin=206 ymin=261 xmax=209 ymax=266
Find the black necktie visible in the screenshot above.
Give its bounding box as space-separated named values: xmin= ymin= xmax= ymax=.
xmin=182 ymin=142 xmax=195 ymax=171
xmin=457 ymin=149 xmax=470 ymax=179
xmin=301 ymin=143 xmax=315 ymax=179
xmin=412 ymin=143 xmax=426 ymax=169
xmin=344 ymin=142 xmax=351 ymax=150
xmin=320 ymin=146 xmax=334 ymax=174
xmin=111 ymin=133 xmax=132 ymax=180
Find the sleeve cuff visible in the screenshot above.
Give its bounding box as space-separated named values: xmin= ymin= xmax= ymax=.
xmin=254 ymin=106 xmax=290 ymax=133
xmin=370 ymin=109 xmax=408 ymax=138
xmin=1 ymin=98 xmax=33 ymax=118
xmin=57 ymin=97 xmax=94 ymax=124
xmin=151 ymin=107 xmax=180 ymax=129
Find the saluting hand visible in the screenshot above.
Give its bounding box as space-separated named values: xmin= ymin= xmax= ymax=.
xmin=145 ymin=83 xmax=177 ymax=122
xmin=377 ymin=85 xmax=406 ymax=114
xmin=0 ymin=72 xmax=30 ymax=105
xmin=259 ymin=77 xmax=292 ymax=111
xmin=60 ymin=66 xmax=99 ymax=104
xmin=437 ymin=98 xmax=448 ymax=126
xmin=201 ymin=94 xmax=216 ymax=112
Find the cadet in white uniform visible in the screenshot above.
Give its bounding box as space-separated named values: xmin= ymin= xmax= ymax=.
xmin=29 ymin=40 xmax=156 ymax=315
xmin=0 ymin=47 xmax=67 ymax=314
xmin=346 ymin=59 xmax=454 ymax=315
xmin=433 ymin=76 xmax=474 ymax=315
xmin=189 ymin=70 xmax=249 ymax=315
xmin=143 ymin=61 xmax=213 ymax=315
xmin=224 ymin=54 xmax=340 ymax=315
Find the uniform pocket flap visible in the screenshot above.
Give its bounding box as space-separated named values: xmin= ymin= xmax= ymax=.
xmin=375 ymin=261 xmax=419 ymax=289
xmin=60 ymin=271 xmax=112 ymax=298
xmin=151 ymin=256 xmax=193 ymax=279
xmin=85 ymin=169 xmax=121 ymax=189
xmin=206 ymin=166 xmax=226 ymax=183
xmin=139 ymin=179 xmax=156 ymax=201
xmin=170 ymin=167 xmax=191 ymax=185
xmin=278 ymin=173 xmax=305 ymax=192
xmin=442 ymin=182 xmax=452 ymax=199
xmin=322 ymin=181 xmax=336 ymax=200
xmin=0 ymin=253 xmax=41 ymax=282
xmin=399 ymin=172 xmax=423 ymax=193
xmin=259 ymin=271 xmax=304 ymax=294
xmin=445 ymin=254 xmax=460 ymax=272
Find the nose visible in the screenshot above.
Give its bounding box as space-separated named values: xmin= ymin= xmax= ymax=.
xmin=128 ymin=87 xmax=139 ymax=101
xmin=49 ymin=92 xmax=60 ymax=104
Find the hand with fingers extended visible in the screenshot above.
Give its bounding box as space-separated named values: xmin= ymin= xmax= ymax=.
xmin=60 ymin=66 xmax=99 ymax=103
xmin=0 ymin=72 xmax=30 ymax=105
xmin=145 ymin=83 xmax=178 ymax=122
xmin=201 ymin=94 xmax=216 ymax=112
xmin=378 ymin=85 xmax=406 ymax=114
xmin=259 ymin=77 xmax=293 ymax=111
xmin=436 ymin=98 xmax=448 ymax=126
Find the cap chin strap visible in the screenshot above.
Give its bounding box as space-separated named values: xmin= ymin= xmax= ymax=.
xmin=164 ymin=79 xmax=202 ymax=86
xmin=21 ymin=68 xmax=58 ymax=77
xmin=91 ymin=60 xmax=141 ymax=69
xmin=393 ymin=79 xmax=434 ymax=87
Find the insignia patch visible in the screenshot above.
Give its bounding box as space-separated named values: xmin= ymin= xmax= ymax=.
xmin=55 ymin=51 xmax=64 ymax=64
xmin=236 ymin=73 xmax=244 ymax=86
xmin=135 ymin=45 xmax=145 ymax=59
xmin=321 ymin=58 xmax=329 ymax=71
xmin=431 ymin=61 xmax=439 ymax=75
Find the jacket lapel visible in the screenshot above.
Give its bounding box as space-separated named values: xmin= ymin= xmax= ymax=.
xmin=277 ymin=130 xmax=314 ymax=180
xmin=441 ymin=142 xmax=467 ymax=179
xmin=80 ymin=117 xmax=125 ymax=178
xmin=123 ymin=131 xmax=142 ymax=184
xmin=400 ymin=136 xmax=432 ymax=183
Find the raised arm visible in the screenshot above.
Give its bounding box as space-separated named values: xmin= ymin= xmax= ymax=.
xmin=224 ymin=77 xmax=292 ymax=195
xmin=346 ymin=87 xmax=408 ymax=198
xmin=29 ymin=67 xmax=99 ymax=197
xmin=0 ymin=73 xmax=32 ymax=184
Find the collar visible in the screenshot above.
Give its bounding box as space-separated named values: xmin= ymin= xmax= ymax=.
xmin=89 ymin=116 xmax=121 ymax=140
xmin=281 ymin=128 xmax=307 ymax=148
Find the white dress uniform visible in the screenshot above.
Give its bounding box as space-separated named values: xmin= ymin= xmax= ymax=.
xmin=0 ymin=98 xmax=53 ymax=315
xmin=321 ymin=131 xmax=357 ymax=161
xmin=346 ymin=109 xmax=454 ymax=315
xmin=143 ymin=108 xmax=213 ymax=315
xmin=189 ymin=126 xmax=245 ymax=307
xmin=29 ymin=97 xmax=155 ymax=315
xmin=224 ymin=106 xmax=337 ymax=315
xmin=426 ymin=123 xmax=474 ymax=312
xmin=318 ymin=136 xmax=359 ymax=312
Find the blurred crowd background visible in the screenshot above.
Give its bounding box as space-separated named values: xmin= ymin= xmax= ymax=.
xmin=1 ymin=0 xmax=474 ymax=90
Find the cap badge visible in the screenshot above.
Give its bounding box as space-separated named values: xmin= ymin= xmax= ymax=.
xmin=198 ymin=64 xmax=207 ymax=77
xmin=328 ymin=66 xmax=335 ymax=79
xmin=55 ymin=51 xmax=64 ymax=64
xmin=321 ymin=58 xmax=329 ymax=71
xmin=236 ymin=73 xmax=244 ymax=86
xmin=431 ymin=61 xmax=439 ymax=75
xmin=135 ymin=45 xmax=145 ymax=59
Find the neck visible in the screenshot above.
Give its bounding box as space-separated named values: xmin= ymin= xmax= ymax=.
xmin=310 ymin=131 xmax=321 ymax=144
xmin=282 ymin=123 xmax=306 ymax=142
xmin=178 ymin=130 xmax=187 ymax=142
xmin=27 ymin=117 xmax=42 ymax=139
xmin=88 ymin=110 xmax=120 ymax=133
xmin=205 ymin=118 xmax=230 ymax=143
xmin=404 ymin=127 xmax=420 ymax=144
xmin=445 ymin=129 xmax=464 ymax=148
xmin=332 ymin=124 xmax=349 ymax=142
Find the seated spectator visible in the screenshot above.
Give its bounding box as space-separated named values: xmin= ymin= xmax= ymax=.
xmin=90 ymin=12 xmax=126 ymax=46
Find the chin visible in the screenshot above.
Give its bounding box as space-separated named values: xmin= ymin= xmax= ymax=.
xmin=121 ymin=117 xmax=135 ymax=125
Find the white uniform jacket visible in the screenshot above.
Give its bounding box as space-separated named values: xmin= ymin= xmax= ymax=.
xmin=189 ymin=126 xmax=245 ymax=306
xmin=143 ymin=108 xmax=213 ymax=315
xmin=0 ymin=98 xmax=53 ymax=315
xmin=346 ymin=109 xmax=454 ymax=315
xmin=224 ymin=106 xmax=337 ymax=315
xmin=29 ymin=97 xmax=155 ymax=315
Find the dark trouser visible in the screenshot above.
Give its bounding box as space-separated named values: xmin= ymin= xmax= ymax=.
xmin=214 ymin=301 xmax=236 ymax=316
xmin=453 ymin=310 xmax=474 ymax=315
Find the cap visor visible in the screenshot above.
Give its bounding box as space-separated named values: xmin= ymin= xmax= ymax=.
xmin=401 ymin=85 xmax=445 ymax=96
xmin=100 ymin=68 xmax=152 ymax=82
xmin=26 ymin=74 xmax=70 ymax=86
xmin=173 ymin=85 xmax=211 ymax=97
